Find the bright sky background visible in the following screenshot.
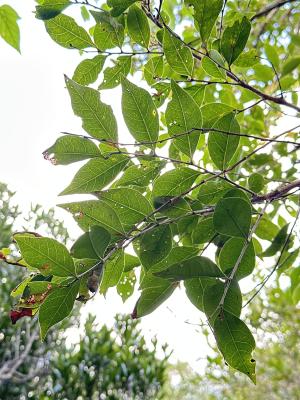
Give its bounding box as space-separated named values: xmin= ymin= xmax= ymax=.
xmin=1 ymin=0 xmax=298 ymax=371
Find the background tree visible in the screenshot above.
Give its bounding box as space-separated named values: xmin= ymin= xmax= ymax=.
xmin=4 ymin=0 xmax=300 ymax=385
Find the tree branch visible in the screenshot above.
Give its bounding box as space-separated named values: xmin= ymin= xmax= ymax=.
xmin=251 ymin=0 xmax=299 ymax=21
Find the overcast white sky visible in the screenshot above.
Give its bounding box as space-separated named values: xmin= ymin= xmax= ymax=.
xmin=1 ymin=0 xmax=298 ymax=371
xmin=0 ymin=0 xmax=214 ymax=369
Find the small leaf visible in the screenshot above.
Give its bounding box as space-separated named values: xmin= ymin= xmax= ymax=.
xmin=60 ymin=154 xmax=128 ymax=195
xmin=44 ymin=135 xmax=101 ymax=165
xmin=202 ymin=56 xmax=226 ymax=79
xmin=14 ymin=235 xmax=75 ymax=277
xmin=45 ymin=14 xmax=95 ymax=49
xmin=124 ymin=253 xmax=140 ymax=272
xmin=163 ymin=29 xmax=194 ymax=76
xmin=65 ymin=76 xmax=118 ymax=141
xmin=36 ymin=0 xmax=71 ymax=20
xmin=220 ymin=16 xmax=251 ymax=66
xmin=117 ymin=269 xmax=136 ymax=302
xmin=213 ymin=310 xmax=256 ymax=382
xmin=165 ymin=81 xmax=202 ymax=157
xmin=73 ymin=55 xmax=106 ymax=85
xmin=155 ymin=256 xmax=224 ymax=280
xmin=138 ymin=225 xmax=173 ymax=270
xmin=219 ymin=238 xmax=255 ymax=280
xmin=93 ymin=11 xmax=124 ymax=50
xmin=127 ymin=5 xmax=150 ymax=48
xmin=213 ymin=197 xmax=252 ymax=238
xmin=208 ymin=112 xmax=240 ymax=170
xmin=0 ymin=5 xmax=20 ymax=52
xmin=197 ymin=180 xmax=231 ymax=205
xmin=99 ymin=56 xmax=131 ymax=89
xmin=282 ymin=56 xmax=300 ymax=76
xmin=100 ymin=250 xmax=125 ymax=294
xmin=144 ymin=56 xmax=164 ymax=85
xmin=114 ymin=161 xmax=163 ymax=188
xmin=39 ymin=280 xmax=80 ymax=340
xmin=121 ymin=78 xmax=159 ymax=144
xmin=153 ymin=167 xmax=199 ymax=197
xmin=262 ymin=223 xmax=289 ymax=257
xmin=248 ymin=173 xmax=264 ymax=193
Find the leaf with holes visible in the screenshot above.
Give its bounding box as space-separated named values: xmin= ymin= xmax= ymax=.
xmin=99 ymin=56 xmax=131 ymax=89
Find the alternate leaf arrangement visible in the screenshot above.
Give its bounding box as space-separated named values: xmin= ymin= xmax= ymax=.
xmin=3 ymin=0 xmax=300 ymax=383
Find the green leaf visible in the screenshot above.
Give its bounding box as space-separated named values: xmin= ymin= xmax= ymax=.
xmin=213 ymin=310 xmax=256 ymax=382
xmin=14 ymin=235 xmax=75 ymax=277
xmin=132 ymin=276 xmax=176 ymax=318
xmin=124 ymin=253 xmax=140 ymax=272
xmin=65 ymin=76 xmax=118 ymax=141
xmin=192 ymin=217 xmax=216 ymax=244
xmin=197 ymin=180 xmax=231 ymax=205
xmin=99 ymin=56 xmax=131 ymax=89
xmin=39 ymin=280 xmax=80 ymax=340
xmin=100 ymin=188 xmax=153 ymax=231
xmin=73 ymin=55 xmax=106 ymax=85
xmin=71 ymin=233 xmax=98 ymax=259
xmin=155 ymin=256 xmax=224 ymax=280
xmin=144 ymin=56 xmax=164 ymax=85
xmin=262 ymin=223 xmax=289 ymax=257
xmin=44 ymin=135 xmax=101 ymax=165
xmin=203 ymin=280 xmax=242 ymax=322
xmin=202 ymin=56 xmax=226 ymax=79
xmin=121 ymin=78 xmax=159 ymax=144
xmin=187 ymin=0 xmax=223 ymax=42
xmin=114 ymin=161 xmax=162 ymax=188
xmin=100 ymin=250 xmax=125 ymax=294
xmin=248 ymin=172 xmax=264 ymax=193
xmin=213 ymin=197 xmax=252 ymax=238
xmin=153 ymin=167 xmax=199 ymax=197
xmin=163 ymin=29 xmax=194 ymax=76
xmin=117 ymin=269 xmax=136 ymax=302
xmin=127 ymin=5 xmax=150 ymax=48
xmin=220 ymin=16 xmax=251 ymax=66
xmin=265 ymin=43 xmax=280 ymax=69
xmin=45 ymin=14 xmax=95 ymax=49
xmin=165 ymin=81 xmax=202 ymax=157
xmin=60 ymin=154 xmax=128 ymax=195
xmin=208 ymin=112 xmax=240 ymax=170
xmin=89 ymin=226 xmax=111 ymax=259
xmin=219 ymin=238 xmax=255 ymax=280
xmin=93 ymin=11 xmax=124 ymax=50
xmin=149 ymin=246 xmax=198 ymax=273
xmin=138 ymin=225 xmax=173 ymax=270
xmin=107 ymin=0 xmax=138 ymax=17
xmin=36 ymin=0 xmax=71 ymax=20
xmin=0 ymin=5 xmax=20 ymax=52
xmin=282 ymin=56 xmax=300 ymax=76
xmin=60 ymin=200 xmax=125 ymax=236
xmin=185 ymin=277 xmax=216 ymax=312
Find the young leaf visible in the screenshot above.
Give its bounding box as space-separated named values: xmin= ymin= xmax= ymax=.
xmin=165 ymin=81 xmax=202 ymax=158
xmin=220 ymin=16 xmax=251 ymax=66
xmin=0 ymin=5 xmax=20 ymax=52
xmin=44 ymin=135 xmax=101 ymax=165
xmin=127 ymin=5 xmax=150 ymax=48
xmin=93 ymin=11 xmax=124 ymax=50
xmin=163 ymin=28 xmax=194 ymax=76
xmin=213 ymin=197 xmax=252 ymax=238
xmin=60 ymin=154 xmax=128 ymax=195
xmin=208 ymin=112 xmax=240 ymax=170
xmin=36 ymin=0 xmax=71 ymax=20
xmin=65 ymin=76 xmax=118 ymax=141
xmin=100 ymin=250 xmax=125 ymax=294
xmin=187 ymin=0 xmax=223 ymax=42
xmin=121 ymin=78 xmax=159 ymax=144
xmin=99 ymin=56 xmax=131 ymax=89
xmin=117 ymin=269 xmax=136 ymax=302
xmin=14 ymin=235 xmax=75 ymax=277
xmin=45 ymin=14 xmax=95 ymax=49
xmin=138 ymin=225 xmax=173 ymax=270
xmin=132 ymin=276 xmax=176 ymax=318
xmin=154 ymin=256 xmax=224 ymax=280
xmin=144 ymin=56 xmax=164 ymax=85
xmin=202 ymin=56 xmax=226 ymax=79
xmin=219 ymin=238 xmax=255 ymax=280
xmin=152 ymin=167 xmax=199 ymax=197
xmin=114 ymin=161 xmax=163 ymax=188
xmin=39 ymin=280 xmax=80 ymax=340
xmin=73 ymin=55 xmax=106 ymax=85
xmin=213 ymin=310 xmax=256 ymax=383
